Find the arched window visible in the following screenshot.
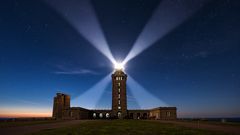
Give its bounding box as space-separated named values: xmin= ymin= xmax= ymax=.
xmin=93 ymin=113 xmax=96 ymax=118
xmin=118 ymin=112 xmax=121 ymax=118
xmin=99 ymin=113 xmax=103 ymax=118
xmin=106 ymin=113 xmax=110 ymax=118
xmin=167 ymin=112 xmax=171 ymax=117
xmin=156 ymin=113 xmax=160 ymax=119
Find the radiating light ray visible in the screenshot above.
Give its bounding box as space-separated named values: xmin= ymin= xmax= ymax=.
xmin=46 ymin=0 xmax=116 ymax=64
xmin=127 ymin=91 xmax=141 ymax=109
xmin=127 ymin=75 xmax=168 ymax=109
xmin=71 ymin=73 xmax=111 ymax=109
xmin=123 ymin=0 xmax=209 ymax=65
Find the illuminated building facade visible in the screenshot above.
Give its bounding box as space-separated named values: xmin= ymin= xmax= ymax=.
xmin=53 ymin=70 xmax=177 ymax=120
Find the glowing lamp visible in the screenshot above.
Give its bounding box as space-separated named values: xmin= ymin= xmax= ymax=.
xmin=114 ymin=62 xmax=125 ymax=70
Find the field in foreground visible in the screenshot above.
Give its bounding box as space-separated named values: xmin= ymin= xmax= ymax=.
xmin=28 ymin=120 xmax=231 ymax=135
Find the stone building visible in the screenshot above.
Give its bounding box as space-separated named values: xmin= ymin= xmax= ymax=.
xmin=53 ymin=70 xmax=177 ymax=120
xmin=112 ymin=70 xmax=127 ymax=118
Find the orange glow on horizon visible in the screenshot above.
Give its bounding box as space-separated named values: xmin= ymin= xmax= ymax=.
xmin=0 ymin=107 xmax=52 ymax=118
xmin=0 ymin=112 xmax=51 ymax=118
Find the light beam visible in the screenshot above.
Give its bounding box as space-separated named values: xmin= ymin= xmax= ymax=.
xmin=71 ymin=73 xmax=111 ymax=109
xmin=46 ymin=0 xmax=116 ymax=64
xmin=127 ymin=75 xmax=168 ymax=109
xmin=123 ymin=0 xmax=209 ymax=65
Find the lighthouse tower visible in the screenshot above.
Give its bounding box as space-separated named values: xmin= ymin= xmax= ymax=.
xmin=111 ymin=69 xmax=127 ymax=119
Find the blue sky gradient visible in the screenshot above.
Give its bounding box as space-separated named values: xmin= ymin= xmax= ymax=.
xmin=0 ymin=0 xmax=240 ymax=118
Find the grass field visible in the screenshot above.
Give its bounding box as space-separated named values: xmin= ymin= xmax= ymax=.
xmin=0 ymin=120 xmax=62 ymax=128
xmin=28 ymin=120 xmax=230 ymax=135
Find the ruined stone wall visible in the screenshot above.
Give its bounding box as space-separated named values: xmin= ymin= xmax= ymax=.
xmin=52 ymin=93 xmax=70 ymax=119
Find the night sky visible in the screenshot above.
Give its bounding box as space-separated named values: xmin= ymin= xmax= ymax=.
xmin=0 ymin=0 xmax=240 ymax=118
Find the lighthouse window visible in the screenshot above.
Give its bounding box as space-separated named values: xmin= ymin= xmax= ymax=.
xmin=118 ymin=106 xmax=121 ymax=110
xmin=118 ymin=100 xmax=120 ymax=105
xmin=118 ymin=88 xmax=120 ymax=93
xmin=118 ymin=94 xmax=120 ymax=98
xmin=118 ymin=82 xmax=120 ymax=86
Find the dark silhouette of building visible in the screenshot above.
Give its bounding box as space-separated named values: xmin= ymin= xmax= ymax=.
xmin=53 ymin=70 xmax=177 ymax=120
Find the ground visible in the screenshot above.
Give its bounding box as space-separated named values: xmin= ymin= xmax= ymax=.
xmin=0 ymin=120 xmax=239 ymax=135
